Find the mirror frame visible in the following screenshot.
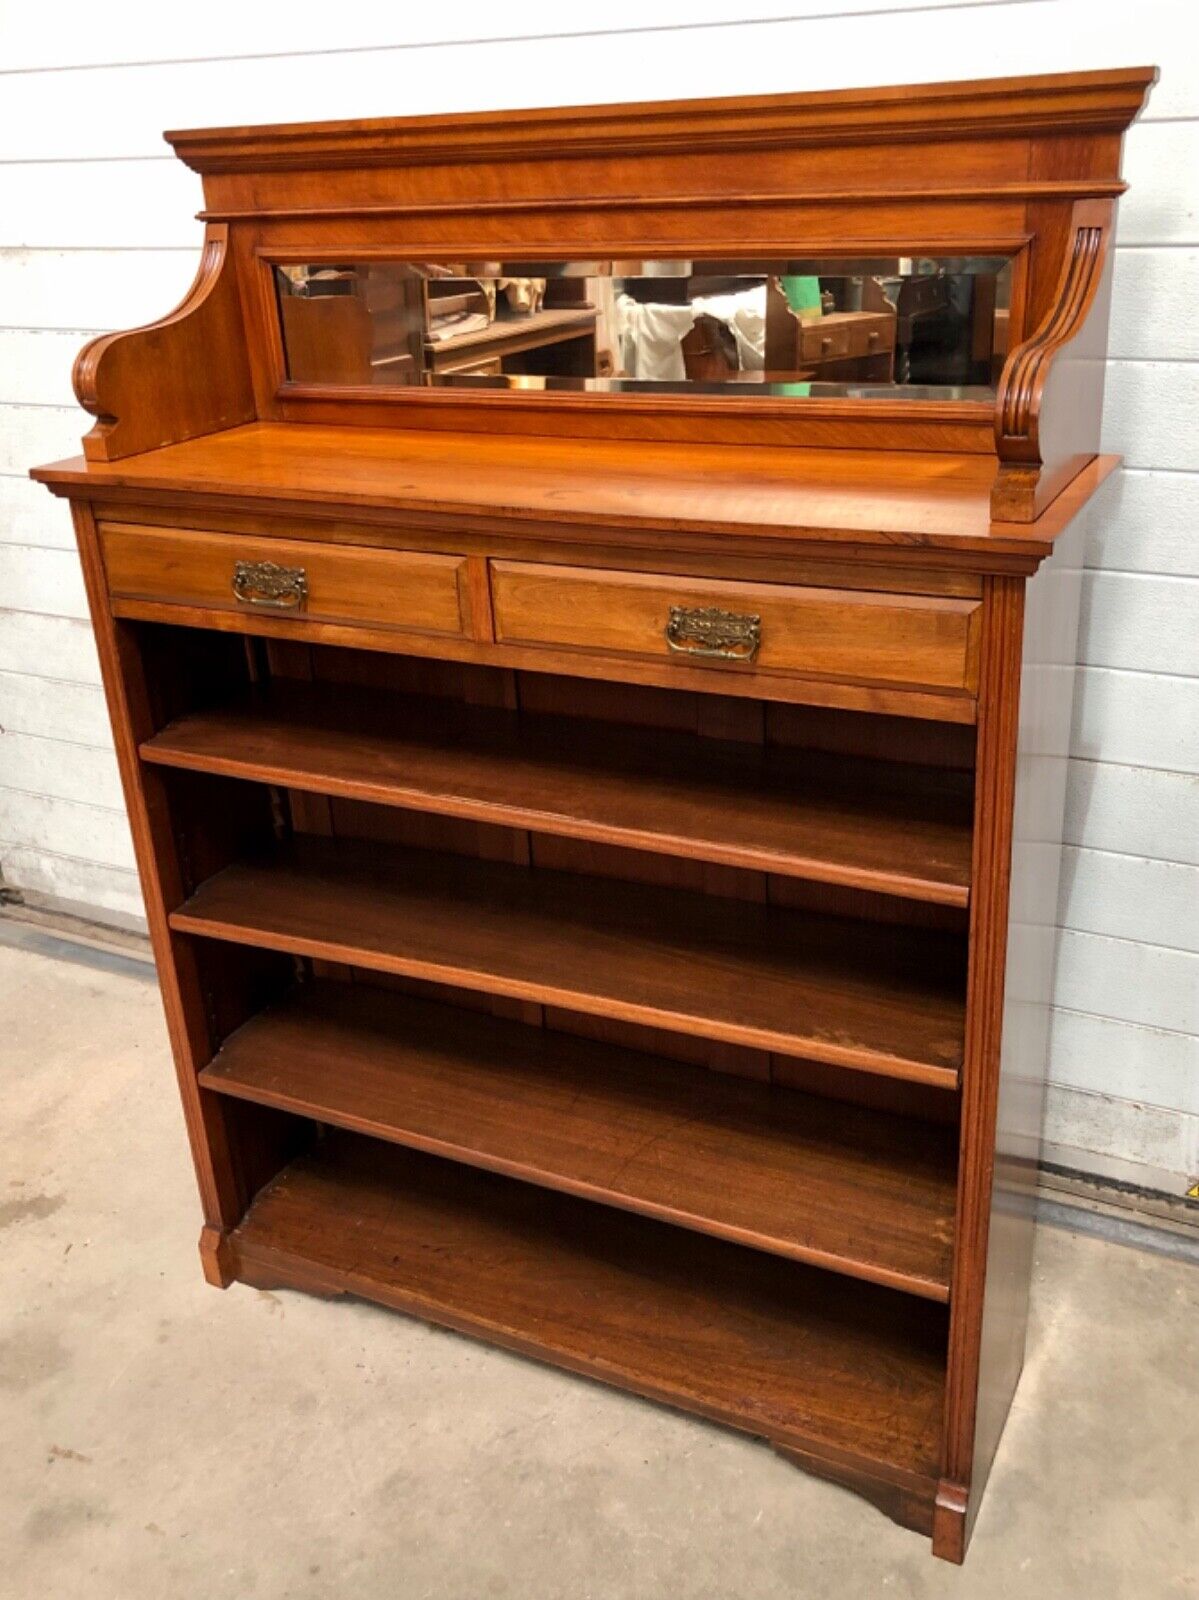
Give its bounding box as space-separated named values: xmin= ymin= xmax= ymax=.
xmin=252 ymin=243 xmax=1033 ymax=454
xmin=269 ymin=254 xmax=1016 ymax=403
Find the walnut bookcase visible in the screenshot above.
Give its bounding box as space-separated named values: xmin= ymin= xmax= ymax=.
xmin=32 ymin=67 xmax=1155 ymax=1563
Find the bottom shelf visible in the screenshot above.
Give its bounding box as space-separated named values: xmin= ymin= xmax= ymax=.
xmin=228 ymin=1130 xmax=947 ymax=1513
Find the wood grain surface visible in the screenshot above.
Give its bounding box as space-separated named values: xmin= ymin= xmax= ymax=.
xmin=101 ymin=520 xmax=469 ymax=637
xmin=142 ymin=682 xmax=974 ymax=904
xmin=202 ymin=980 xmax=958 ymax=1296
xmin=229 ymin=1131 xmax=949 ymax=1488
xmin=491 ymin=559 xmax=980 ymax=692
xmin=171 ymin=834 xmax=968 ymax=1085
xmin=35 ymin=421 xmax=1091 ymax=561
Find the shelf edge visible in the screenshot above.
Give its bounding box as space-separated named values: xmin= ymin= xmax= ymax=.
xmin=200 ymin=1061 xmax=952 ymax=1302
xmin=172 ymin=909 xmax=963 ymax=1091
xmin=141 ymin=737 xmax=971 ymax=909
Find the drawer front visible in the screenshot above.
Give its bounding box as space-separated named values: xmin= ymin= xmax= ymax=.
xmin=800 ymin=322 xmax=851 ymax=361
xmin=491 ymin=562 xmax=981 ymax=693
xmin=101 ymin=522 xmax=469 ymax=637
xmin=847 ymin=317 xmax=895 ymax=358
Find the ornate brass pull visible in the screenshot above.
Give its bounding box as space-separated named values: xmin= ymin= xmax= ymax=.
xmin=232 ymin=560 xmax=308 ymax=611
xmin=665 ymin=605 xmax=761 ymax=663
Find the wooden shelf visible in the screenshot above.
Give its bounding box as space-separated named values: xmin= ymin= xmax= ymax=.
xmin=229 ymin=1130 xmax=948 ymax=1496
xmin=201 ymin=981 xmax=957 ymax=1298
xmin=143 ymin=685 xmax=973 ymax=905
xmin=427 ymin=306 xmax=597 ymax=367
xmin=171 ymin=836 xmax=967 ymax=1087
xmin=34 ymin=420 xmax=1105 ymax=561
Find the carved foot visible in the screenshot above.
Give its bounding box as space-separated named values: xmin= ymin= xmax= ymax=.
xmin=931 ymin=1479 xmax=969 ymax=1563
xmin=198 ymin=1224 xmax=235 ymax=1288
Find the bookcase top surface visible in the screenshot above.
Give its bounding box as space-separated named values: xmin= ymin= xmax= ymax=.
xmin=32 ymin=422 xmax=1117 ymax=565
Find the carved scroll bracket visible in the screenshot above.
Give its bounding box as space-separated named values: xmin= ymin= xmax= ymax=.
xmin=73 ymin=222 xmax=255 ymax=462
xmin=992 ymin=199 xmax=1115 ymax=522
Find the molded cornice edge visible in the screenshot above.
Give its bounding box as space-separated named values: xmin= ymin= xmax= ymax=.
xmin=167 ymin=67 xmax=1158 ymax=175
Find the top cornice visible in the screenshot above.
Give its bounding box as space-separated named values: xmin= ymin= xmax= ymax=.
xmin=166 ymin=67 xmax=1158 ymax=175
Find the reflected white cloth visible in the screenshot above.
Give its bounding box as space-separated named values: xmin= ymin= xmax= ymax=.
xmin=615 ymin=286 xmax=767 ymax=379
xmin=691 ymin=289 xmax=767 ymax=371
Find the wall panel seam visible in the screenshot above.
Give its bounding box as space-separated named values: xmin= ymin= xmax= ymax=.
xmin=0 ymin=840 xmax=137 ymax=871
xmin=1050 ymin=1003 xmax=1199 ymax=1043
xmin=0 ymin=666 xmax=102 ymax=689
xmin=1068 ymin=756 xmax=1194 ymax=779
xmin=0 ymin=784 xmax=125 ymax=814
xmin=1044 ymin=1081 xmax=1199 ymax=1117
xmin=0 ymin=732 xmax=116 ymax=754
xmin=1053 ymin=923 xmax=1199 ymax=957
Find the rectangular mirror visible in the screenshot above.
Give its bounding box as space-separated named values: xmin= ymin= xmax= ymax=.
xmin=274 ymin=257 xmax=1013 ymax=399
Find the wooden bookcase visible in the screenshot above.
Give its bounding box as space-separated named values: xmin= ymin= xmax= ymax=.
xmin=32 ymin=67 xmax=1155 ymax=1563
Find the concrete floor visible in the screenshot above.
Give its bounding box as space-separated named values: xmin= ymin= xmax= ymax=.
xmin=2 ymin=933 xmax=1195 ymax=1600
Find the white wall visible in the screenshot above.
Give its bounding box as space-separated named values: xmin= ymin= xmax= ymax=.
xmin=2 ymin=0 xmax=1195 ymax=1190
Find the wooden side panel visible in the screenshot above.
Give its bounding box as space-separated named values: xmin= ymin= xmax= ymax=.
xmin=965 ymin=507 xmax=1088 ymax=1536
xmin=935 ymin=573 xmax=1024 ymax=1562
xmin=935 ymin=510 xmax=1087 ymax=1560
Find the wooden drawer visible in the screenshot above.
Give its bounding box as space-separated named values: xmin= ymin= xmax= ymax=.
xmin=100 ymin=522 xmax=469 ymax=638
xmin=847 ymin=316 xmax=895 ymax=358
xmin=490 ymin=562 xmax=981 ymax=693
xmin=800 ymin=322 xmax=852 ymax=362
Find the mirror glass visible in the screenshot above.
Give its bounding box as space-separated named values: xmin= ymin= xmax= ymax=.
xmin=274 ymin=257 xmax=1013 ymax=399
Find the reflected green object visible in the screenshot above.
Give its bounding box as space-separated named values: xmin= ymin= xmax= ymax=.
xmin=781 ymin=276 xmax=822 ymax=314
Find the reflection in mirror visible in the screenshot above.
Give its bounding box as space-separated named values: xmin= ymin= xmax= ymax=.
xmin=274 ymin=258 xmax=1013 ymax=399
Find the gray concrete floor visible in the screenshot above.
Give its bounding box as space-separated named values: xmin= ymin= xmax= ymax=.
xmin=2 ymin=935 xmax=1195 ymax=1600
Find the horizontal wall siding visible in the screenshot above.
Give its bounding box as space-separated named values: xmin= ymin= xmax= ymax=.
xmin=0 ymin=0 xmax=1194 ymax=1187
xmin=1 ymin=404 xmax=87 ymax=475
xmin=0 ymin=248 xmax=198 ymax=331
xmin=1 ymin=1 xmax=1185 ymax=168
xmin=1101 ymin=363 xmax=1199 ymax=472
xmin=1055 ymin=931 xmax=1196 ymax=1038
xmin=1048 ymin=1008 xmax=1198 ymax=1114
xmin=1060 ymin=849 xmax=1199 ymax=955
xmin=0 ymin=790 xmax=134 ymax=872
xmin=1 ymin=329 xmax=112 ymax=408
xmin=1064 ymin=762 xmax=1198 ymax=866
xmin=1080 ymin=467 xmax=1197 ymax=576
xmin=1072 ymin=668 xmax=1199 ymax=774
xmin=0 ymin=544 xmax=88 ymax=619
xmin=0 ymin=475 xmax=76 ymax=549
xmin=0 ymin=845 xmax=142 ymax=924
xmin=1108 ymin=251 xmax=1199 ymax=362
xmin=1 ymin=2 xmax=1028 ymax=74
xmin=2 ymin=732 xmax=124 ymax=811
xmin=0 ymin=612 xmax=101 ymax=685
xmin=1043 ymin=1087 xmax=1198 ymax=1185
xmin=1078 ymin=572 xmax=1197 ymax=675
xmin=0 ymin=669 xmax=113 ymax=745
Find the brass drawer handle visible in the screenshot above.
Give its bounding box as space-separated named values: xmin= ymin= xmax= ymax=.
xmin=232 ymin=559 xmax=308 ymax=611
xmin=665 ymin=605 xmax=761 ymax=663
